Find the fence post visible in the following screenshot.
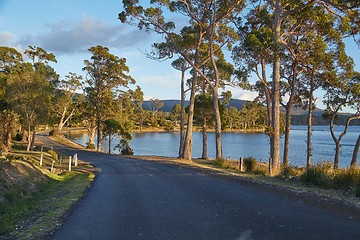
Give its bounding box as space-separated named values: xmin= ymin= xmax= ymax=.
xmin=40 ymin=153 xmax=43 ymax=166
xmin=51 ymin=160 xmax=55 ymax=173
xmin=68 ymin=156 xmax=72 ymax=171
xmin=74 ymin=153 xmax=78 ymax=167
xmin=240 ymin=157 xmax=244 ymax=172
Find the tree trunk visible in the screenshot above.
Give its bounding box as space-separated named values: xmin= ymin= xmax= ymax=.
xmin=209 ymin=20 xmax=222 ymax=160
xmin=283 ymin=63 xmax=297 ymax=166
xmin=271 ymin=0 xmax=282 ymax=175
xmin=306 ymin=75 xmax=314 ymax=170
xmin=283 ymin=105 xmax=291 ymax=166
xmin=213 ymin=90 xmax=222 ymax=159
xmin=108 ymin=134 xmax=112 ymax=154
xmin=182 ymin=73 xmax=197 ymax=160
xmin=202 ymin=112 xmax=208 ymax=159
xmin=30 ymin=130 xmax=36 ymax=151
xmin=96 ymin=118 xmax=102 ymax=152
xmin=334 ymin=141 xmax=341 ymax=169
xmin=179 ymin=65 xmax=186 ymax=158
xmin=26 ymin=125 xmax=31 ymax=151
xmin=350 ymin=134 xmax=360 ymax=168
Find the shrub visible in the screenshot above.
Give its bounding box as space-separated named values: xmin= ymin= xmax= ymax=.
xmin=279 ymin=165 xmax=303 ymax=179
xmin=48 ymin=150 xmax=57 ymax=159
xmin=332 ymin=168 xmax=360 ymax=190
xmin=86 ymin=142 xmax=95 ymax=150
xmin=13 ymin=132 xmax=23 ymax=141
xmin=244 ymin=157 xmax=257 ymax=172
xmin=300 ymin=162 xmax=333 ymax=188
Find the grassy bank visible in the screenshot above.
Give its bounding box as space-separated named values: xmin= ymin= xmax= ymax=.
xmin=0 ymin=149 xmax=95 ymax=239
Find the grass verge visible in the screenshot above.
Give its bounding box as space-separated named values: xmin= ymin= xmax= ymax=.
xmin=0 ymin=150 xmax=95 ymax=240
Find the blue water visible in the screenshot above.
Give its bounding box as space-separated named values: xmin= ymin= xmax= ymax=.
xmin=69 ymin=125 xmax=359 ymax=168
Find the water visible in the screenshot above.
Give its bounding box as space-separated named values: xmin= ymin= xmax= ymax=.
xmin=68 ymin=125 xmax=359 ymax=168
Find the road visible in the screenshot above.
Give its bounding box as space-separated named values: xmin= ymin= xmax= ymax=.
xmin=38 ymin=136 xmax=360 ymax=240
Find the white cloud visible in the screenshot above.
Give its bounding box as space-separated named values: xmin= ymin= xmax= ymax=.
xmin=0 ymin=31 xmax=17 ymax=45
xmin=18 ymin=16 xmax=152 ymax=55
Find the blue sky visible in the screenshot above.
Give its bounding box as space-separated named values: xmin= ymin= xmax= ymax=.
xmin=0 ymin=0 xmax=359 ymax=110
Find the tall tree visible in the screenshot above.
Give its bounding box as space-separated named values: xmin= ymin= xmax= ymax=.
xmin=120 ymin=0 xmax=245 ymax=161
xmin=52 ymin=72 xmax=83 ymax=133
xmin=323 ymin=72 xmax=360 ymax=169
xmin=83 ymin=45 xmax=135 ymax=152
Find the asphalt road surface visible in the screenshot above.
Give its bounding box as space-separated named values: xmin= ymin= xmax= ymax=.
xmin=39 ymin=136 xmax=360 ymax=240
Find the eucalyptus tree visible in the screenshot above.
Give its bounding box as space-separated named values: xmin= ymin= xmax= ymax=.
xmin=232 ymin=4 xmax=274 ymax=169
xmin=256 ymin=0 xmax=359 ymax=175
xmin=323 ymin=71 xmax=360 ymax=169
xmin=0 ymin=47 xmax=23 ymax=110
xmin=131 ymin=86 xmax=145 ymax=130
xmin=120 ymin=0 xmax=246 ymax=161
xmin=103 ymin=119 xmax=122 ymax=154
xmin=52 ymin=72 xmax=83 ymax=133
xmin=83 ymin=45 xmax=135 ymax=152
xmin=0 ymin=47 xmax=22 ymax=150
xmin=6 ymin=46 xmax=57 ymax=151
xmin=194 ymin=93 xmax=214 ymax=159
xmin=171 ymin=58 xmax=190 ymax=157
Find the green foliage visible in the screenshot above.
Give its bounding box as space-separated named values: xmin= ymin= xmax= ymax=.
xmin=244 ymin=157 xmax=257 ymax=172
xmin=301 ymin=162 xmax=360 ymax=192
xmin=86 ymin=142 xmax=95 ymax=150
xmin=279 ymin=165 xmax=303 ymax=179
xmin=332 ymin=168 xmax=360 ymax=190
xmin=47 ymin=150 xmax=57 ymax=159
xmin=301 ymin=162 xmax=333 ymax=188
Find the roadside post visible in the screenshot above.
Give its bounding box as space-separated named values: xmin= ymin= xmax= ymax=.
xmin=51 ymin=160 xmax=55 ymax=172
xmin=74 ymin=154 xmax=78 ymax=167
xmin=239 ymin=157 xmax=244 ymax=172
xmin=40 ymin=153 xmax=43 ymax=166
xmin=68 ymin=156 xmax=72 ymax=171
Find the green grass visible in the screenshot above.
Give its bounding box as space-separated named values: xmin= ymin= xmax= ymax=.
xmin=0 ymin=154 xmax=95 ymax=240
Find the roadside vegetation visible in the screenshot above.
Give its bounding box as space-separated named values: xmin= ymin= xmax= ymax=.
xmin=210 ymin=157 xmax=360 ymax=199
xmin=0 ymin=144 xmax=95 ymax=239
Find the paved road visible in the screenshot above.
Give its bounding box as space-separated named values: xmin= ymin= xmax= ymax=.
xmin=39 ymin=136 xmax=360 ymax=240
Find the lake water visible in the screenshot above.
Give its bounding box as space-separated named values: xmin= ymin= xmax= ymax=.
xmin=68 ymin=125 xmax=359 ymax=168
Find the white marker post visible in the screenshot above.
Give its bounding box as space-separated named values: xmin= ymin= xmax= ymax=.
xmin=51 ymin=160 xmax=55 ymax=173
xmin=40 ymin=153 xmax=43 ymax=166
xmin=68 ymin=156 xmax=72 ymax=171
xmin=74 ymin=153 xmax=78 ymax=167
xmin=239 ymin=157 xmax=244 ymax=172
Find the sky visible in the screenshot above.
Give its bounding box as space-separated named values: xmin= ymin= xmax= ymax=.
xmin=0 ymin=0 xmax=359 ymax=110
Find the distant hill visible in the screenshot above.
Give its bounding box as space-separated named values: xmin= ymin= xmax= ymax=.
xmin=142 ymin=99 xmax=359 ymax=126
xmin=142 ymin=99 xmax=248 ymax=112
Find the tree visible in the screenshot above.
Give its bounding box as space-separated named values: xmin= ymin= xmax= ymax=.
xmin=83 ymin=45 xmax=135 ymax=152
xmin=323 ymin=72 xmax=360 ymax=169
xmin=148 ymin=98 xmax=164 ymax=127
xmin=194 ymin=93 xmax=215 ymax=159
xmin=103 ymin=119 xmax=122 ymax=154
xmin=120 ymin=0 xmax=245 ymax=161
xmin=6 ymin=46 xmax=56 ymax=151
xmin=52 ymin=72 xmax=83 ymax=133
xmin=171 ymin=58 xmax=190 ymax=157
xmin=0 ymin=110 xmax=18 ymax=152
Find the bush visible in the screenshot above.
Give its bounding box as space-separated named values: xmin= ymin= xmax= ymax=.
xmin=244 ymin=157 xmax=257 ymax=172
xmin=279 ymin=165 xmax=303 ymax=179
xmin=48 ymin=129 xmax=60 ymax=136
xmin=48 ymin=150 xmax=57 ymax=159
xmin=332 ymin=168 xmax=360 ymax=190
xmin=300 ymin=162 xmax=333 ymax=188
xmin=86 ymin=142 xmax=95 ymax=150
xmin=13 ymin=132 xmax=23 ymax=141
